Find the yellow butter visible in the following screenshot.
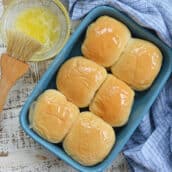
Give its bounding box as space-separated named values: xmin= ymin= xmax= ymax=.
xmin=15 ymin=7 xmax=60 ymax=49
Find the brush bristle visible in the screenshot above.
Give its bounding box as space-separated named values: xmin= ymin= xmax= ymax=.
xmin=6 ymin=30 xmax=42 ymax=61
xmin=2 ymin=0 xmax=11 ymax=6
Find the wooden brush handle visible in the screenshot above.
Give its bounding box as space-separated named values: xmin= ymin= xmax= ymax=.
xmin=0 ymin=77 xmax=12 ymax=112
xmin=0 ymin=54 xmax=29 ymax=113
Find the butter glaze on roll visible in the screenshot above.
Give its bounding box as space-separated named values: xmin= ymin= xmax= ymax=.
xmin=111 ymin=38 xmax=162 ymax=91
xmin=29 ymin=90 xmax=79 ymax=143
xmin=82 ymin=16 xmax=131 ymax=67
xmin=90 ymin=75 xmax=134 ymax=127
xmin=56 ymin=57 xmax=107 ymax=108
xmin=63 ymin=112 xmax=115 ymax=166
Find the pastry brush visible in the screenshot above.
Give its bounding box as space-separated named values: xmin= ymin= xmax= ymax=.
xmin=0 ymin=30 xmax=42 ymax=113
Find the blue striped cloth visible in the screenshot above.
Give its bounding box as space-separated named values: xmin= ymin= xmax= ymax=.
xmin=68 ymin=1 xmax=172 ymax=172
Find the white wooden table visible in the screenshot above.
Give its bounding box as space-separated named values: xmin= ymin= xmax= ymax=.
xmin=0 ymin=1 xmax=129 ymax=171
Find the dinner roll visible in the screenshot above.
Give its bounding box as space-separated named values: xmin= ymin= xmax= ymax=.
xmin=82 ymin=16 xmax=131 ymax=67
xmin=29 ymin=89 xmax=79 ymax=143
xmin=56 ymin=57 xmax=107 ymax=108
xmin=89 ymin=75 xmax=134 ymax=127
xmin=63 ymin=112 xmax=115 ymax=166
xmin=111 ymin=38 xmax=162 ymax=91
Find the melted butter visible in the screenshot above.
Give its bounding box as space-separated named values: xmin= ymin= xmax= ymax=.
xmin=96 ymin=27 xmax=113 ymax=35
xmin=151 ymin=52 xmax=159 ymax=68
xmin=131 ymin=46 xmax=147 ymax=55
xmin=15 ymin=7 xmax=60 ymax=48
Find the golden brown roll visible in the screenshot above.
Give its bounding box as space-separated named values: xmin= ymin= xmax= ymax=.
xmin=56 ymin=57 xmax=107 ymax=108
xmin=82 ymin=16 xmax=131 ymax=67
xmin=111 ymin=38 xmax=162 ymax=91
xmin=63 ymin=112 xmax=115 ymax=166
xmin=29 ymin=89 xmax=79 ymax=143
xmin=89 ymin=75 xmax=134 ymax=127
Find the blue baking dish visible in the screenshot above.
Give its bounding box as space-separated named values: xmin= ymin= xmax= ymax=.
xmin=20 ymin=6 xmax=172 ymax=172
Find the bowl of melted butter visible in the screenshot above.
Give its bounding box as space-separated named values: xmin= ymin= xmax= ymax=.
xmin=1 ymin=0 xmax=70 ymax=61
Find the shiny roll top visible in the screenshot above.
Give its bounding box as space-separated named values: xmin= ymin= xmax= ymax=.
xmin=29 ymin=90 xmax=79 ymax=143
xmin=82 ymin=16 xmax=131 ymax=67
xmin=63 ymin=112 xmax=115 ymax=166
xmin=56 ymin=57 xmax=107 ymax=107
xmin=90 ymin=75 xmax=134 ymax=127
xmin=111 ymin=38 xmax=162 ymax=91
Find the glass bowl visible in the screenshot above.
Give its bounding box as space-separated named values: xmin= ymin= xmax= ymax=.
xmin=0 ymin=0 xmax=70 ymax=61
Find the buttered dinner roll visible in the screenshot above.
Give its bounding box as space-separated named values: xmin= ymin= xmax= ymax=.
xmin=56 ymin=57 xmax=107 ymax=108
xmin=111 ymin=38 xmax=162 ymax=91
xmin=29 ymin=90 xmax=79 ymax=143
xmin=90 ymin=75 xmax=134 ymax=127
xmin=63 ymin=112 xmax=115 ymax=166
xmin=82 ymin=16 xmax=131 ymax=67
